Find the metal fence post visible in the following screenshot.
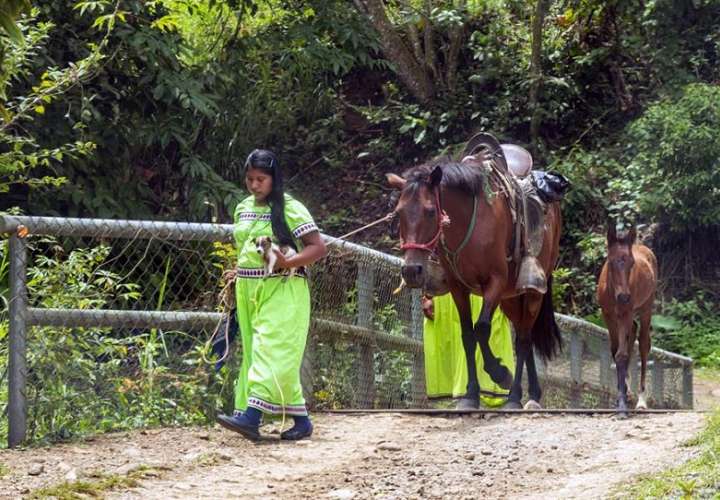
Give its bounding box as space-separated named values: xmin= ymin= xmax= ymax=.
xmin=8 ymin=233 xmax=28 ymax=448
xmin=599 ymin=347 xmax=612 ymax=407
xmin=409 ymin=289 xmax=426 ymax=406
xmin=651 ymin=361 xmax=664 ymax=407
xmin=355 ymin=261 xmax=376 ymax=408
xmin=569 ymin=333 xmax=583 ymax=407
xmin=301 ymin=334 xmax=316 ymax=409
xmin=682 ymin=362 xmax=694 ymax=409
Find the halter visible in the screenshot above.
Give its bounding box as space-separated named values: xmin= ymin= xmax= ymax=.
xmin=399 ymin=188 xmax=447 ymax=252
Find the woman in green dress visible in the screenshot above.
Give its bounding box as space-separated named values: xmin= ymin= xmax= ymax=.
xmin=216 ymin=149 xmax=327 ymax=441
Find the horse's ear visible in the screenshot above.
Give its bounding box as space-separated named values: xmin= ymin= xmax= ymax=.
xmin=429 ymin=165 xmax=442 ymax=187
xmin=607 ymin=221 xmax=617 ymax=244
xmin=386 ymin=173 xmax=406 ymax=190
xmin=627 ymin=226 xmax=637 ymax=245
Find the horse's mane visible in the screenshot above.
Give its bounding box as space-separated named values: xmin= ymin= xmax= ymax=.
xmin=401 ymin=161 xmax=488 ymax=196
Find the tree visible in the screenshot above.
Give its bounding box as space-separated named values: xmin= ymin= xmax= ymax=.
xmin=352 ymin=0 xmax=468 ymax=104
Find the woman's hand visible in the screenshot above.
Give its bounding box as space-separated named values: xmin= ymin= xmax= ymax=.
xmin=273 ymin=248 xmax=291 ymax=269
xmin=421 ymin=295 xmax=434 ymax=320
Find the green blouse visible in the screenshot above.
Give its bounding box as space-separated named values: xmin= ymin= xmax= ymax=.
xmin=233 ymin=194 xmax=319 ymax=275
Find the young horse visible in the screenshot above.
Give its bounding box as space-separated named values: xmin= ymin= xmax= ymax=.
xmin=387 ymin=157 xmax=563 ymax=410
xmin=597 ymin=224 xmax=658 ymax=414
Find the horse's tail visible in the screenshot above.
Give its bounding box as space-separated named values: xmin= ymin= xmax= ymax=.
xmin=531 ymin=275 xmax=563 ymax=360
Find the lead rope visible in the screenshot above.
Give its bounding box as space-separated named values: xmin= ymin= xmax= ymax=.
xmin=201 ymin=275 xmax=237 ymax=366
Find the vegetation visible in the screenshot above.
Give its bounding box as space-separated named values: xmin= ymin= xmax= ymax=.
xmin=0 ymin=0 xmax=719 ymax=449
xmin=624 ymin=409 xmax=720 ymax=498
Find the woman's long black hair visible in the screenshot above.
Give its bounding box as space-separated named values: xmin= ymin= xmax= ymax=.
xmin=244 ymin=149 xmax=297 ymax=250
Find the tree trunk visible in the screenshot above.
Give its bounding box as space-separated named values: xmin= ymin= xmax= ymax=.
xmin=529 ymin=0 xmax=549 ymax=155
xmin=353 ymin=0 xmax=434 ymax=104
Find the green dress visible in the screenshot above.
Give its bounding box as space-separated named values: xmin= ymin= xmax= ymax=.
xmin=232 ymin=193 xmax=318 ymax=416
xmin=423 ymin=293 xmax=515 ymax=407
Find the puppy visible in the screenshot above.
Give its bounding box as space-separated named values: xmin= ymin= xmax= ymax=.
xmin=254 ymin=236 xmax=298 ymax=278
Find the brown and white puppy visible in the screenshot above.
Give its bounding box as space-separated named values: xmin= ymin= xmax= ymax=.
xmin=254 ymin=236 xmax=297 ymax=278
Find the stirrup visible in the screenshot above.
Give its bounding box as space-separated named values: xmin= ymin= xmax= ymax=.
xmin=517 ymin=257 xmax=547 ymax=294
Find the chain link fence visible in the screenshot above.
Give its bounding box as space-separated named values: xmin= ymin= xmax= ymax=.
xmin=0 ymin=215 xmax=693 ymax=448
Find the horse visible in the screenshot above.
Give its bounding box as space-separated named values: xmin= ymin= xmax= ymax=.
xmin=387 ymin=142 xmax=563 ymax=410
xmin=597 ymin=224 xmax=658 ymax=415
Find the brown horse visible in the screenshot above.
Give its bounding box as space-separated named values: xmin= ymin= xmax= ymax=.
xmin=387 ymin=151 xmax=563 ymax=409
xmin=597 ymin=224 xmax=658 ymax=414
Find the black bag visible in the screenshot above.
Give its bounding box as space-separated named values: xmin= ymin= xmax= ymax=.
xmin=532 ymin=170 xmax=571 ymax=203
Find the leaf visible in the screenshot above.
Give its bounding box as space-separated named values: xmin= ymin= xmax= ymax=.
xmin=34 ymin=105 xmax=45 ymax=115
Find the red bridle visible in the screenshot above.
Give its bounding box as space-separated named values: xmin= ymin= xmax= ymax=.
xmin=399 ymin=188 xmax=446 ymax=252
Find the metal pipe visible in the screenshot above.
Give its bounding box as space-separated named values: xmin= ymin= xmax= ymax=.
xmin=8 ymin=234 xmax=28 ymax=448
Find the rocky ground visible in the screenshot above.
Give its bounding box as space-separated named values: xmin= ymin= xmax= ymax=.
xmin=0 ymin=410 xmax=706 ymax=499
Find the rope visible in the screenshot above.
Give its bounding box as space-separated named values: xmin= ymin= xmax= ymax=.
xmin=201 ymin=275 xmax=237 ymax=366
xmin=333 ymin=212 xmax=396 ymax=241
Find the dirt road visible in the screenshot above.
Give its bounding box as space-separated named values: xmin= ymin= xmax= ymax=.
xmin=1 ymin=411 xmax=705 ymax=499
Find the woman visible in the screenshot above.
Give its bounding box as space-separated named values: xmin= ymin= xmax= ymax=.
xmin=216 ymin=149 xmax=327 ymax=441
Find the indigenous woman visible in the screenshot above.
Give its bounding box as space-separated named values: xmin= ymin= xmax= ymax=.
xmin=216 ymin=149 xmax=327 ymax=441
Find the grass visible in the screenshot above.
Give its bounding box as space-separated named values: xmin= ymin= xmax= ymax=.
xmin=28 ymin=465 xmax=165 ymax=499
xmin=623 ymin=409 xmax=720 ymax=499
xmin=0 ymin=462 xmax=8 ymax=478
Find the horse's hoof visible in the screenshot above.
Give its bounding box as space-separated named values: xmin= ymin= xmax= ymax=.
xmin=504 ymin=400 xmax=522 ymax=410
xmin=524 ymin=400 xmax=542 ymax=410
xmin=487 ymin=363 xmax=513 ymax=390
xmin=636 ymin=392 xmax=648 ymax=410
xmin=456 ymin=397 xmax=480 ymax=410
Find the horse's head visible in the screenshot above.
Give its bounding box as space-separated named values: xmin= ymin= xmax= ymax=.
xmin=606 ymin=223 xmax=637 ymax=306
xmin=387 ymin=165 xmax=443 ymax=288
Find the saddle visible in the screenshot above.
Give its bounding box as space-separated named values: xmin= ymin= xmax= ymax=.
xmin=460 ymin=133 xmax=548 ymax=292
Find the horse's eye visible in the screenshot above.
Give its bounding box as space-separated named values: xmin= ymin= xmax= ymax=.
xmin=424 ymin=206 xmax=436 ymax=217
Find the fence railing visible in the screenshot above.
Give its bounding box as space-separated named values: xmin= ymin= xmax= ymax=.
xmin=0 ymin=215 xmax=693 ymax=448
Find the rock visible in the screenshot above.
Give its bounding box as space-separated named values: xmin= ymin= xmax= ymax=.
xmin=480 ymin=449 xmax=493 ymax=456
xmin=27 ymin=464 xmax=45 ymax=476
xmin=117 ymin=463 xmax=143 ymax=476
xmin=65 ymin=469 xmax=78 ymax=481
xmin=464 ymin=453 xmax=476 ymax=461
xmin=195 ymin=432 xmax=211 ymax=440
xmin=327 ymin=488 xmax=356 ymax=499
xmin=472 ymin=470 xmax=485 ymax=476
xmin=377 ymin=443 xmax=402 ymax=452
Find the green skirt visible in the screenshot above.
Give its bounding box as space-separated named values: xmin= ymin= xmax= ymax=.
xmin=234 ymin=275 xmax=310 ymax=416
xmin=423 ymin=294 xmax=515 ymax=407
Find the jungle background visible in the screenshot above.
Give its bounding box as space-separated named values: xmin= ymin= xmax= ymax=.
xmin=0 ymin=0 xmax=719 ymax=458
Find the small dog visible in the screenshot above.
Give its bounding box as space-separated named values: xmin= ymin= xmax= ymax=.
xmin=254 ymin=236 xmax=298 ymax=279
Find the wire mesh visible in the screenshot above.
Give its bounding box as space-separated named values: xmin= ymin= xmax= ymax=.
xmin=0 ymin=216 xmax=694 ymax=444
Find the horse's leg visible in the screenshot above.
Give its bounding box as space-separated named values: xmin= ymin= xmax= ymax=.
xmin=636 ymin=306 xmax=652 ymax=410
xmin=614 ymin=314 xmax=631 ymax=416
xmin=525 ymin=338 xmax=542 ymax=407
xmin=474 ymin=289 xmax=513 ymax=391
xmin=506 ymin=331 xmax=531 ymax=409
xmin=451 ymin=289 xmax=480 ymax=409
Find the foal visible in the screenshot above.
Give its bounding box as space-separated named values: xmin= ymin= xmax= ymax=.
xmin=597 ymin=225 xmax=658 ymax=414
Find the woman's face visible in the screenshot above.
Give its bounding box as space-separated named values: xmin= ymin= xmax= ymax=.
xmin=245 ymin=167 xmax=273 ymax=203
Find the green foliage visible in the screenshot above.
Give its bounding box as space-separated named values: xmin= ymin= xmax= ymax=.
xmin=0 ymin=10 xmax=99 ymax=198
xmin=652 ymin=296 xmax=720 ymax=368
xmin=0 ymin=237 xmax=220 ymax=445
xmin=619 ymin=84 xmax=720 ymax=231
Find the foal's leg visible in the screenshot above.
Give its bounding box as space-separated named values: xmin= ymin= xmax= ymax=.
xmin=614 ymin=314 xmax=632 ymax=416
xmin=451 ymin=290 xmax=480 ymax=409
xmin=636 ymin=306 xmax=652 ymax=410
xmin=474 ymin=295 xmax=513 ymax=391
